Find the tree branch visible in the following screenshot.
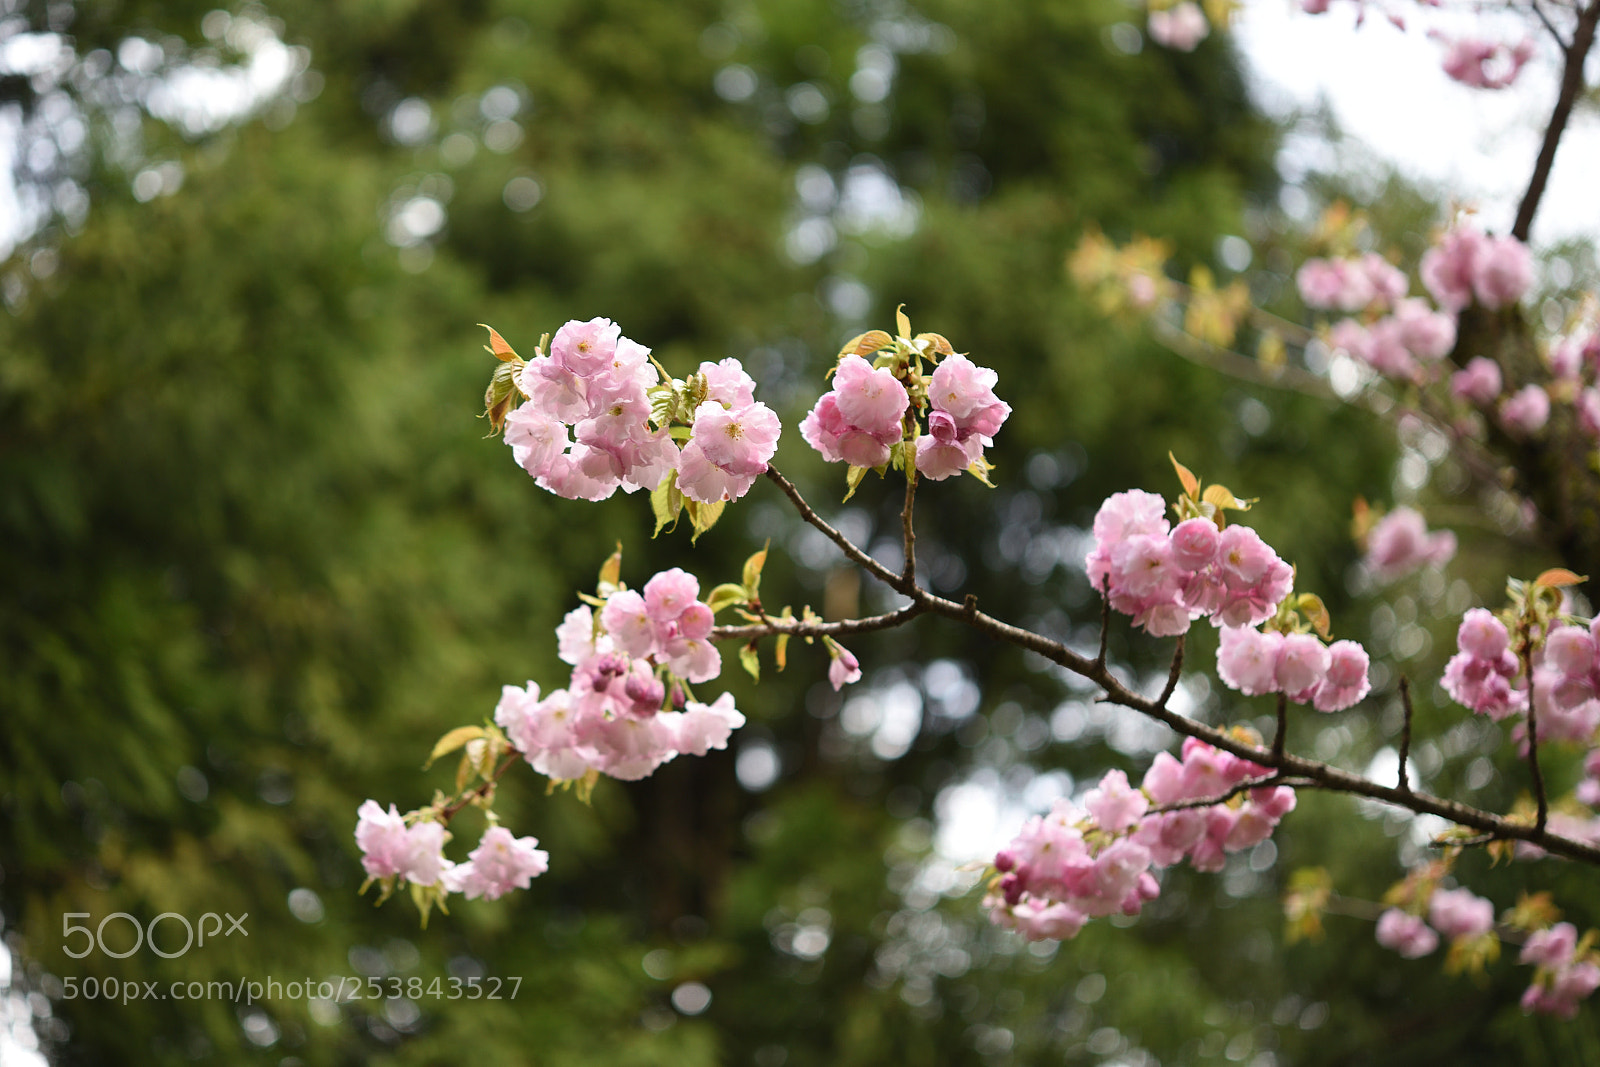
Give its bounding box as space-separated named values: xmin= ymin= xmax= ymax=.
xmin=761 ymin=465 xmax=1600 ymax=865
xmin=1513 ymin=0 xmax=1600 ymax=241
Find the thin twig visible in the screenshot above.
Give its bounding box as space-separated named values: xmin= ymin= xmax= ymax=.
xmin=1529 ymin=0 xmax=1572 ymax=49
xmin=1398 ymin=675 xmax=1415 ymax=795
xmin=1157 ymin=637 xmax=1186 ymax=708
xmin=712 ymin=603 xmax=923 ymax=642
xmin=1272 ymin=693 xmax=1289 ymax=764
xmin=1513 ymin=0 xmax=1600 ymax=240
xmin=1096 ymin=576 xmax=1112 ymax=671
xmin=764 ymin=467 xmax=910 ymax=593
xmin=1520 ymin=627 xmax=1549 ymax=833
xmin=1147 ymin=774 xmax=1310 ymax=815
xmin=901 ymin=463 xmax=919 ymax=586
xmin=440 ymin=755 xmax=520 ymax=822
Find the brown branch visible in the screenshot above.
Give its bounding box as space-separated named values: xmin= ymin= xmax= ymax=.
xmin=1096 ymin=576 xmax=1112 ymax=671
xmin=712 ymin=603 xmax=923 ymax=643
xmin=1272 ymin=693 xmax=1289 ymax=764
xmin=901 ymin=462 xmax=919 ymax=586
xmin=1147 ymin=773 xmax=1309 ymax=815
xmin=1398 ymin=675 xmax=1415 ymax=795
xmin=440 ymin=755 xmax=520 ymax=822
xmin=765 ymin=465 xmax=1600 ymax=865
xmin=764 ymin=467 xmax=910 ymax=593
xmin=1513 ymin=0 xmax=1600 ymax=240
xmin=1157 ymin=637 xmax=1186 ymax=708
xmin=1519 ymin=626 xmax=1550 ymax=833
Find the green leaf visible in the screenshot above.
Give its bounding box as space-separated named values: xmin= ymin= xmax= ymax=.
xmin=842 ymin=465 xmax=869 ymax=502
xmin=895 ymin=304 xmax=912 ymax=339
xmin=651 ymin=473 xmax=683 ymax=537
xmin=966 ymin=455 xmax=997 ymax=488
xmin=742 ymin=542 xmax=769 ymax=597
xmin=690 ymin=498 xmax=725 ymax=542
xmin=739 ymin=642 xmax=760 ymax=682
xmin=706 ymin=582 xmax=749 ymax=614
xmin=598 ymin=543 xmax=624 ymax=591
xmin=1297 ymin=593 xmax=1331 ymax=639
xmin=482 ymin=359 xmax=525 ymax=435
xmin=1169 ymin=452 xmax=1200 ymax=498
xmin=425 ymin=725 xmax=485 ymax=768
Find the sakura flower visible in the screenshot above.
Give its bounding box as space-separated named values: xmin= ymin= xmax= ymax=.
xmin=457 ymin=826 xmax=549 ymax=901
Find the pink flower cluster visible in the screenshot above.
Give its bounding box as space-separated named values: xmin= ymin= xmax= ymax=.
xmin=1374 ymin=886 xmax=1493 ymax=960
xmin=1297 ymin=254 xmax=1408 ymax=313
xmin=1421 ymin=228 xmax=1533 ymax=312
xmin=1441 ymin=608 xmax=1527 ymax=720
xmin=917 ymin=354 xmax=1012 ymax=480
xmin=1216 ymin=626 xmax=1372 ymax=711
xmin=507 ymin=318 xmax=680 ymax=501
xmin=1363 ymin=506 xmax=1456 ymax=582
xmin=1147 ymin=1 xmax=1208 ymax=51
xmin=494 ymin=568 xmax=746 ymax=782
xmin=1435 ymin=34 xmax=1534 ymax=91
xmin=506 ymin=319 xmax=779 ymax=505
xmin=986 ymin=742 xmax=1297 ymax=942
xmin=801 ymin=354 xmax=909 ymax=468
xmin=1329 ymin=298 xmax=1457 ymax=381
xmin=677 ymin=361 xmax=783 ymax=503
xmin=355 ymin=803 xmax=550 ymax=901
xmin=1520 ymin=923 xmax=1600 ymax=1018
xmin=1528 ymin=623 xmax=1600 ymax=745
xmin=1451 ymin=356 xmax=1502 ymax=406
xmin=800 ymin=351 xmax=1011 ymax=481
xmin=1085 ymin=490 xmax=1294 ymax=637
xmin=355 ymin=801 xmax=454 ymax=887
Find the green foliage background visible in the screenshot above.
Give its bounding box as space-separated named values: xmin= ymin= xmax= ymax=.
xmin=3 ymin=0 xmax=1597 ymax=1063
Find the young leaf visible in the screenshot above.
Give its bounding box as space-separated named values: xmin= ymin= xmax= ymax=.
xmin=895 ymin=305 xmax=912 ymax=339
xmin=842 ymin=465 xmax=869 ymax=502
xmin=1169 ymin=452 xmax=1201 ymax=498
xmin=1297 ymin=593 xmax=1331 ymax=639
xmin=598 ymin=543 xmax=624 ymax=591
xmin=839 ymin=330 xmax=894 ymax=359
xmin=425 ymin=725 xmax=486 ymax=769
xmin=743 ymin=543 xmax=769 ymax=599
xmin=706 ymin=582 xmax=749 ymax=614
xmin=739 ymin=642 xmax=760 ymax=682
xmin=966 ymin=455 xmax=997 ymax=489
xmin=482 ymin=359 xmax=524 ymax=435
xmin=1203 ymin=484 xmax=1254 ymax=512
xmin=478 ymin=323 xmax=519 ymax=361
xmin=914 ymin=332 xmax=955 ymax=356
xmin=1535 ymin=568 xmax=1587 ymax=589
xmin=651 ymin=474 xmax=683 ymax=538
xmin=691 ymin=498 xmax=726 ymax=543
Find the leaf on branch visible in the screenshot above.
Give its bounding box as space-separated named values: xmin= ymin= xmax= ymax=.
xmin=775 ymin=609 xmax=793 ymax=671
xmin=1297 ymin=593 xmax=1331 ymax=639
xmin=895 ymin=305 xmax=912 ymax=339
xmin=739 ymin=642 xmax=760 ymax=682
xmin=651 ymin=474 xmax=684 ymax=537
xmin=705 ymin=583 xmax=749 ymax=614
xmin=1201 ymin=483 xmax=1254 ymax=513
xmin=843 ymin=465 xmax=869 ymax=502
xmin=1503 ymin=892 xmax=1561 ymax=934
xmin=966 ymin=455 xmax=997 ymax=488
xmin=1535 ymin=568 xmax=1587 ymax=589
xmin=1169 ymin=452 xmax=1200 ymax=498
xmin=598 ymin=543 xmax=624 ymax=592
xmin=689 ymin=497 xmax=726 ymax=543
xmin=478 ymin=323 xmax=519 ymax=361
xmin=915 ymin=332 xmax=955 ymax=356
xmin=482 ymin=359 xmax=525 ymax=435
xmin=743 ymin=542 xmax=769 ymax=598
xmin=839 ymin=330 xmax=894 ymax=359
xmin=425 ymin=726 xmax=486 ymax=769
